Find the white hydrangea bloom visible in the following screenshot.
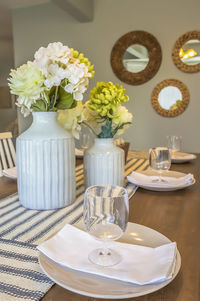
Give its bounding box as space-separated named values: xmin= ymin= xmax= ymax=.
xmin=64 ymin=76 xmax=89 ymax=101
xmin=44 ymin=63 xmax=68 ymax=89
xmin=64 ymin=64 xmax=85 ymax=85
xmin=34 ymin=43 xmax=90 ymax=99
xmin=19 ymin=104 xmax=32 ymax=117
xmin=64 ymin=84 xmax=74 ymax=94
xmin=34 ymin=42 xmax=71 ymax=66
xmin=34 ymin=42 xmax=72 ymax=80
xmin=16 ymin=96 xmax=34 ymax=117
xmin=8 ymin=42 xmax=94 ymax=117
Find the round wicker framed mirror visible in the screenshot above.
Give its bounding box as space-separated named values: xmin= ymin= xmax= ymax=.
xmin=172 ymin=31 xmax=200 ymax=73
xmin=151 ymin=79 xmax=190 ymax=117
xmin=110 ymin=31 xmax=162 ymax=85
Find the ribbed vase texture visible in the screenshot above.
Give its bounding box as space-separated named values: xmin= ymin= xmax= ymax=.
xmin=17 ymin=112 xmax=75 ymax=210
xmin=84 ymin=138 xmax=124 ymax=188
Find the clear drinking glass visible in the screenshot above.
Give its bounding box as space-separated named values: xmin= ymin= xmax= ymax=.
xmin=149 ymin=147 xmax=171 ymax=182
xmin=83 ymin=185 xmax=129 ymax=267
xmin=80 ymin=125 xmax=94 ymax=150
xmin=167 ymin=135 xmax=182 ymax=153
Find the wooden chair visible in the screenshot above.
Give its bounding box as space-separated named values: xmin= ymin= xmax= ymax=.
xmin=0 ymin=132 xmax=16 ymax=176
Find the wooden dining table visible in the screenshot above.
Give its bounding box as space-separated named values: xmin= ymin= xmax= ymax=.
xmin=0 ymin=153 xmax=199 ymax=301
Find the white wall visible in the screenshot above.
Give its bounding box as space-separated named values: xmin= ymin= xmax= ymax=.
xmin=12 ymin=0 xmax=200 ymax=152
xmin=0 ymin=4 xmax=17 ymax=134
xmin=0 ymin=57 xmax=16 ymax=133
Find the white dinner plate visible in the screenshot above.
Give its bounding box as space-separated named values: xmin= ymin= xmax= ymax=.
xmin=39 ymin=222 xmax=181 ymax=299
xmin=171 ymin=152 xmax=197 ymax=163
xmin=2 ymin=167 xmax=17 ymax=180
xmin=127 ymin=170 xmax=195 ymax=191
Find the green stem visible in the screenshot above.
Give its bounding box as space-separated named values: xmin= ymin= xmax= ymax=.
xmin=82 ymin=121 xmax=98 ymax=137
xmin=44 ymin=98 xmax=48 ymax=111
xmin=53 ymin=86 xmax=59 ymax=109
xmin=112 ymin=122 xmax=132 ymax=137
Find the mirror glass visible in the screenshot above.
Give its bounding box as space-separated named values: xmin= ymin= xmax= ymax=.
xmin=111 ymin=31 xmax=162 ymax=85
xmin=151 ymin=79 xmax=189 ymax=117
xmin=172 ymin=31 xmax=200 ymax=73
xmin=122 ymin=44 xmax=149 ymax=73
xmin=179 ymin=39 xmax=200 ymax=65
xmin=158 ymin=86 xmax=182 ymax=110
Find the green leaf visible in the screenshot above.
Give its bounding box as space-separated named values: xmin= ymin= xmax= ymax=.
xmin=111 ymin=122 xmax=132 ymax=137
xmin=98 ymin=119 xmax=113 ymax=138
xmin=49 ymin=107 xmax=57 ymax=112
xmin=56 ymin=87 xmax=75 ymax=110
xmin=31 ymin=99 xmax=47 ymax=112
xmin=48 ymin=94 xmax=57 ymax=110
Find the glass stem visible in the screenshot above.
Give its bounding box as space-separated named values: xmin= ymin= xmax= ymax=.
xmin=100 ymin=241 xmax=111 ymax=256
xmin=158 ymin=170 xmax=162 ymax=182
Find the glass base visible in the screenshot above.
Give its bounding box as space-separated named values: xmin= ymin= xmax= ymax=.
xmin=88 ymin=248 xmax=121 ymax=267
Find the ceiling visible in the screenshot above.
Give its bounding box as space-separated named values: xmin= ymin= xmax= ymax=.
xmin=7 ymin=0 xmax=50 ymax=9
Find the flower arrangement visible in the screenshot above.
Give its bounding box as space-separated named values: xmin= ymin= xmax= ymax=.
xmin=83 ymin=81 xmax=133 ymax=138
xmin=57 ymin=102 xmax=85 ymax=139
xmin=8 ymin=42 xmax=94 ymax=117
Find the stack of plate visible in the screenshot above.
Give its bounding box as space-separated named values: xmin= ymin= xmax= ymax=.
xmin=39 ymin=222 xmax=181 ymax=299
xmin=171 ymin=152 xmax=197 ymax=163
xmin=127 ymin=170 xmax=195 ymax=191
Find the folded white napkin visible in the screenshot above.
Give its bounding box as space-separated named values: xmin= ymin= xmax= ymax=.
xmin=171 ymin=152 xmax=196 ymax=160
xmin=38 ymin=224 xmax=177 ymax=285
xmin=127 ymin=171 xmax=194 ymax=187
xmin=75 ymin=148 xmax=83 ymax=157
xmin=2 ymin=167 xmax=17 ymax=179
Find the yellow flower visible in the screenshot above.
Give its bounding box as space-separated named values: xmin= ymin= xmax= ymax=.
xmin=57 ymin=102 xmax=85 ymax=139
xmin=112 ymin=106 xmax=133 ymax=135
xmin=71 ymin=48 xmax=95 ymax=78
xmin=88 ymin=81 xmax=129 ymax=118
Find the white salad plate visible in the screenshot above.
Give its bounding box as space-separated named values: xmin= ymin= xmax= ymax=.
xmin=2 ymin=167 xmax=17 ymax=180
xmin=127 ymin=170 xmax=195 ymax=192
xmin=39 ymin=222 xmax=181 ymax=299
xmin=171 ymin=152 xmax=197 ymax=163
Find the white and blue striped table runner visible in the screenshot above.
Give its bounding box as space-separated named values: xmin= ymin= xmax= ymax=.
xmin=0 ymin=158 xmax=149 ymax=301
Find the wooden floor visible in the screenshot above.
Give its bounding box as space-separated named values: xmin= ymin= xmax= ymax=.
xmin=0 ymin=154 xmax=199 ymax=301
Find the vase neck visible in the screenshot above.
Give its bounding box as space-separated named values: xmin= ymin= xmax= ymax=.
xmin=94 ymin=138 xmax=114 ymax=147
xmin=32 ymin=112 xmax=57 ymax=125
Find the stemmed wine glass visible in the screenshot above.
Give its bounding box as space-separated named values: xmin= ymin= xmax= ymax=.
xmin=149 ymin=147 xmax=171 ymax=183
xmin=83 ymin=185 xmax=129 ymax=267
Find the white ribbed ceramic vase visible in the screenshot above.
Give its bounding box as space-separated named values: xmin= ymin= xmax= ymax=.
xmin=17 ymin=112 xmax=75 ymax=210
xmin=84 ymin=138 xmax=124 ymax=188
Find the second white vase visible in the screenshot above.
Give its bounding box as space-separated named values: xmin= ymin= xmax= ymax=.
xmin=84 ymin=138 xmax=124 ymax=188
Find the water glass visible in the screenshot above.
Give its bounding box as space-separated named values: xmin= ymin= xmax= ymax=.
xmin=80 ymin=125 xmax=94 ymax=150
xmin=167 ymin=135 xmax=182 ymax=153
xmin=149 ymin=147 xmax=171 ymax=182
xmin=83 ymin=185 xmax=129 ymax=267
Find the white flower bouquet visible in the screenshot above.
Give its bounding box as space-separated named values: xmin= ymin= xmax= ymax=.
xmin=8 ymin=42 xmax=94 ymax=118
